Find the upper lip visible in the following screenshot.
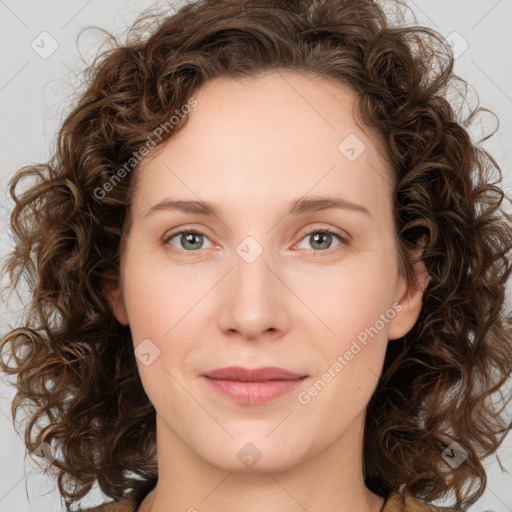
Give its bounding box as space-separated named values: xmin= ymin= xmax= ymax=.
xmin=201 ymin=366 xmax=307 ymax=382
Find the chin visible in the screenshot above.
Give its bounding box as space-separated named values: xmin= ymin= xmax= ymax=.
xmin=197 ymin=437 xmax=309 ymax=474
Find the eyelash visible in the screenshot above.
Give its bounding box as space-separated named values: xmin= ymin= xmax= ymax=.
xmin=163 ymin=227 xmax=348 ymax=257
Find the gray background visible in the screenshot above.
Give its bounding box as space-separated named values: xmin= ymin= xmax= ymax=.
xmin=1 ymin=0 xmax=511 ymax=510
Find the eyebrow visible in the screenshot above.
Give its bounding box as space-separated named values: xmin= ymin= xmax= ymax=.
xmin=143 ymin=195 xmax=372 ymax=219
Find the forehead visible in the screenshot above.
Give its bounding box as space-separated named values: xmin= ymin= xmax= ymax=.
xmin=132 ymin=71 xmax=393 ymax=219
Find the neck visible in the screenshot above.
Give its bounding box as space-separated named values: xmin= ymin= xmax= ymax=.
xmin=138 ymin=412 xmax=385 ymax=512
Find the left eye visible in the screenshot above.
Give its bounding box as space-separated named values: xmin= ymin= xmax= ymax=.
xmin=164 ymin=228 xmax=347 ymax=254
xmin=295 ymin=229 xmax=346 ymax=254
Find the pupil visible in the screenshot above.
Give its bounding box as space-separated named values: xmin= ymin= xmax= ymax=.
xmin=184 ymin=233 xmax=201 ymax=249
xmin=312 ymin=232 xmax=330 ymax=250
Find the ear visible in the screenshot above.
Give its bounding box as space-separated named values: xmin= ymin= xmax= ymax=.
xmin=387 ymin=240 xmax=431 ymax=341
xmin=102 ymin=272 xmax=129 ymax=326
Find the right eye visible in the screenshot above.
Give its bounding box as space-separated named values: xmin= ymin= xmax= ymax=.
xmin=164 ymin=229 xmax=214 ymax=251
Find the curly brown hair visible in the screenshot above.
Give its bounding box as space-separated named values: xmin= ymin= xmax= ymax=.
xmin=1 ymin=0 xmax=511 ymax=510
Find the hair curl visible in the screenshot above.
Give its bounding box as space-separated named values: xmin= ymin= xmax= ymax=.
xmin=1 ymin=0 xmax=512 ymax=510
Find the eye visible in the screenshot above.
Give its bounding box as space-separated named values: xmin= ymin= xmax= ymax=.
xmin=164 ymin=230 xmax=213 ymax=251
xmin=294 ymin=228 xmax=347 ymax=256
xmin=163 ymin=227 xmax=348 ymax=255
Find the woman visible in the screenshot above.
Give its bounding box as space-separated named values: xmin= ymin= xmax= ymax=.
xmin=1 ymin=1 xmax=511 ymax=511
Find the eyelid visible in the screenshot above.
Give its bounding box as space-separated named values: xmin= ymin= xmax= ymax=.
xmin=295 ymin=225 xmax=349 ymax=243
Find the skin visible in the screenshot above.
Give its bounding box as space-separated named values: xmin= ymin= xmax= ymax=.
xmin=106 ymin=70 xmax=430 ymax=512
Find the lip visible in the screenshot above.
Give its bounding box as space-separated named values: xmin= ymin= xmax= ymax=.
xmin=201 ymin=366 xmax=308 ymax=405
xmin=202 ymin=366 xmax=307 ymax=381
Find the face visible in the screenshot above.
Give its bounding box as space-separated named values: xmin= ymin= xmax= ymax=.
xmin=106 ymin=71 xmax=429 ymax=473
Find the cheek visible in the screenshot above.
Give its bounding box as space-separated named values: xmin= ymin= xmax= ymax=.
xmin=298 ymin=264 xmax=396 ymax=416
xmin=121 ymin=257 xmax=209 ymax=342
xmin=121 ymin=265 xmax=194 ymax=409
xmin=120 ymin=257 xmax=212 ymax=404
xmin=296 ymin=254 xmax=398 ymax=400
xmin=293 ymin=251 xmax=398 ymax=336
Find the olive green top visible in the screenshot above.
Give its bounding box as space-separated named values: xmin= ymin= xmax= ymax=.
xmin=80 ymin=488 xmax=456 ymax=512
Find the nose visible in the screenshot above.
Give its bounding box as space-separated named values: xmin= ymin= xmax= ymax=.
xmin=217 ymin=239 xmax=291 ymax=342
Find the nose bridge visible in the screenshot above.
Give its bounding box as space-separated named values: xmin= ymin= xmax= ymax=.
xmin=218 ymin=234 xmax=288 ymax=339
xmin=234 ymin=234 xmax=271 ymax=291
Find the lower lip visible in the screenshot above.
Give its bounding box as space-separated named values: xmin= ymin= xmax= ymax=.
xmin=202 ymin=376 xmax=307 ymax=405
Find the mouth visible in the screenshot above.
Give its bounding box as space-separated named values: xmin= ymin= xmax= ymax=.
xmin=200 ymin=366 xmax=309 ymax=405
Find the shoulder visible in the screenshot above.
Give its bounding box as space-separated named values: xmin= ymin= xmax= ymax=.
xmin=78 ymin=476 xmax=157 ymax=512
xmin=79 ymin=487 xmax=458 ymax=512
xmin=77 ymin=497 xmax=138 ymax=512
xmin=383 ymin=489 xmax=457 ymax=512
